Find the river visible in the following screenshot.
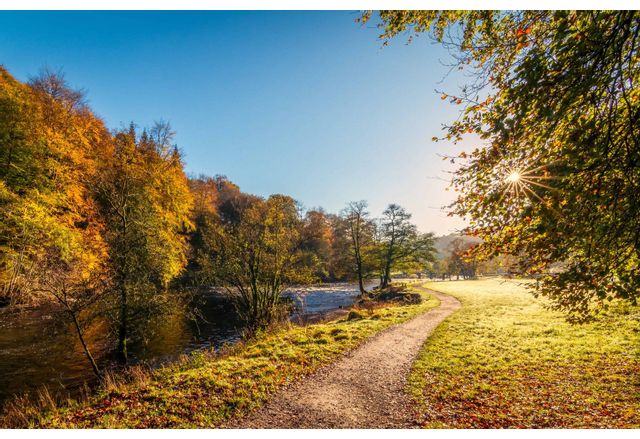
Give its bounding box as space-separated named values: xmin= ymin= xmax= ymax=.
xmin=0 ymin=282 xmax=374 ymax=408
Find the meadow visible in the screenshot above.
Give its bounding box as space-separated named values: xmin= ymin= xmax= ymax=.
xmin=410 ymin=279 xmax=640 ymax=428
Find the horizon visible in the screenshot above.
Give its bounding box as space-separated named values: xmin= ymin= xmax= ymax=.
xmin=0 ymin=10 xmax=472 ymax=234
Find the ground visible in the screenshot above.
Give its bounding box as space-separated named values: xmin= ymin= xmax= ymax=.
xmin=12 ymin=278 xmax=640 ymax=428
xmin=410 ymin=278 xmax=640 ymax=428
xmin=227 ymin=286 xmax=460 ymax=428
xmin=21 ymin=283 xmax=439 ymax=428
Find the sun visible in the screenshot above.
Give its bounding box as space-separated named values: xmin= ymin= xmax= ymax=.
xmin=505 ymin=171 xmax=522 ymax=183
xmin=494 ymin=160 xmax=562 ymax=215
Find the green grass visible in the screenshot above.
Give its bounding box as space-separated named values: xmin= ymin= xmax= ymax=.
xmin=27 ymin=286 xmax=438 ymax=428
xmin=410 ymin=278 xmax=640 ymax=428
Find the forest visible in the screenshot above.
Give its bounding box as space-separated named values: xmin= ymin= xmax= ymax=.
xmin=0 ymin=66 xmax=442 ymax=377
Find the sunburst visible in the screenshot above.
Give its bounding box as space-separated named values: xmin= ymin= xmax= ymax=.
xmin=496 ymin=159 xmax=562 ymax=215
xmin=505 ymin=171 xmax=522 ymax=184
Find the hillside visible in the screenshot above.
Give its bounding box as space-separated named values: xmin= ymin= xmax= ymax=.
xmin=433 ymin=234 xmax=482 ymax=259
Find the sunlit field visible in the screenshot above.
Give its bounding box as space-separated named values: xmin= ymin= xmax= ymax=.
xmin=410 ymin=279 xmax=640 ymax=428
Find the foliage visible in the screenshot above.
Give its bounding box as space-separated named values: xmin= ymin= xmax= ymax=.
xmin=340 ymin=201 xmax=377 ymax=294
xmin=0 ymin=64 xmax=442 ymax=407
xmin=299 ymin=209 xmax=335 ymax=281
xmin=377 ymin=204 xmax=436 ymax=287
xmin=195 ymin=193 xmax=312 ymax=331
xmin=364 ymin=11 xmax=640 ymax=321
xmin=183 ymin=175 xmax=239 ymax=287
xmin=410 ymin=279 xmax=640 ymax=428
xmin=0 ymin=67 xmax=110 ymax=306
xmin=445 ymin=238 xmax=479 ymax=279
xmin=30 ymin=257 xmax=106 ymax=378
xmin=94 ymin=122 xmax=193 ymax=362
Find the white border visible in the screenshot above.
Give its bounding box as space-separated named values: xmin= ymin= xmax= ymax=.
xmin=2 ymin=2 xmax=639 ymax=436
xmin=1 ymin=1 xmax=639 ymax=11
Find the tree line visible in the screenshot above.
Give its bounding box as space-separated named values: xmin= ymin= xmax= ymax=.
xmin=0 ymin=67 xmax=436 ymax=376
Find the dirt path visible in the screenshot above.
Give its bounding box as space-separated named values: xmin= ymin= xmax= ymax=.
xmin=227 ymin=286 xmax=461 ymax=428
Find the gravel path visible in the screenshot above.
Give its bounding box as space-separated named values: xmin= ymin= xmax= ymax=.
xmin=227 ymin=286 xmax=461 ymax=428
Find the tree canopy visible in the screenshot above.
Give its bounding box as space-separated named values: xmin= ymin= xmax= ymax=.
xmin=364 ymin=10 xmax=640 ymax=320
xmin=1 ymin=67 xmax=111 ymax=306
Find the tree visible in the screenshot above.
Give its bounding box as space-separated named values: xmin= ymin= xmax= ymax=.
xmin=182 ymin=175 xmax=222 ymax=287
xmin=377 ymin=204 xmax=436 ymax=288
xmin=364 ymin=11 xmax=640 ymax=320
xmin=0 ymin=67 xmax=116 ymax=377
xmin=197 ymin=194 xmax=311 ymax=331
xmin=325 ymin=213 xmax=353 ymax=282
xmin=1 ymin=67 xmax=110 ymax=306
xmin=341 ymin=201 xmax=376 ymax=295
xmin=299 ymin=209 xmax=334 ymax=281
xmin=95 ymin=122 xmax=193 ymax=362
xmin=447 ymin=238 xmax=479 ymax=280
xmin=32 ymin=256 xmax=106 ymax=378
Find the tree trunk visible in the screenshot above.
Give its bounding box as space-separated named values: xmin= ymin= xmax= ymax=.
xmin=381 ymin=260 xmax=392 ymax=289
xmin=68 ymin=310 xmax=101 ymax=378
xmin=357 ymin=275 xmax=366 ymax=296
xmin=117 ymin=282 xmax=128 ymax=364
xmin=355 ymin=253 xmax=367 ymax=295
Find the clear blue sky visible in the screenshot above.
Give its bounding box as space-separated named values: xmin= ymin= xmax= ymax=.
xmin=0 ymin=10 xmax=469 ymax=235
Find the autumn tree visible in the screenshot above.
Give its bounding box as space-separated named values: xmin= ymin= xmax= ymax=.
xmin=32 ymin=256 xmax=107 ymax=377
xmin=0 ymin=67 xmax=118 ymax=378
xmin=197 ymin=194 xmax=311 ymax=331
xmin=341 ymin=201 xmax=377 ymax=294
xmin=364 ymin=11 xmax=640 ymax=320
xmin=95 ymin=122 xmax=193 ymax=362
xmin=0 ymin=68 xmax=110 ymax=306
xmin=299 ymin=209 xmax=334 ymax=281
xmin=446 ymin=238 xmax=478 ymax=280
xmin=182 ymin=175 xmax=221 ymax=287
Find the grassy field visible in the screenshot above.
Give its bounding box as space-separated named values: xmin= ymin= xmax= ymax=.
xmin=10 ymin=286 xmax=438 ymax=428
xmin=410 ymin=278 xmax=640 ymax=428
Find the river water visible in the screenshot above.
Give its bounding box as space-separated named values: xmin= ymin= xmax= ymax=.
xmin=0 ymin=282 xmax=373 ymax=407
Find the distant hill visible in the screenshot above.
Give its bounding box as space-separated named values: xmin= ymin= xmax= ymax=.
xmin=433 ymin=234 xmax=483 ymax=259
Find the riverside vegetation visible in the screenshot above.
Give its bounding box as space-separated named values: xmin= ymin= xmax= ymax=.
xmin=4 ymin=285 xmax=439 ymax=427
xmin=0 ymin=64 xmax=437 ymax=414
xmin=9 ymin=278 xmax=638 ymax=428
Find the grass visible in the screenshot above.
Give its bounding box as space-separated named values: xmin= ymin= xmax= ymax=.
xmin=410 ymin=278 xmax=640 ymax=428
xmin=13 ymin=285 xmax=438 ymax=428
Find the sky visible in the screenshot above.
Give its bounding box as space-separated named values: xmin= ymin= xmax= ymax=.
xmin=0 ymin=10 xmax=471 ymax=235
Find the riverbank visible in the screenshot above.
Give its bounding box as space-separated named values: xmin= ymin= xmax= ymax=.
xmin=4 ymin=284 xmax=439 ymax=427
xmin=409 ymin=279 xmax=640 ymax=428
xmin=0 ymin=282 xmax=378 ymax=407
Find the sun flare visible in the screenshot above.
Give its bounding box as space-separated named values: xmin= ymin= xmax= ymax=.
xmin=494 ymin=159 xmax=562 ymax=214
xmin=505 ymin=171 xmax=522 ymax=183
